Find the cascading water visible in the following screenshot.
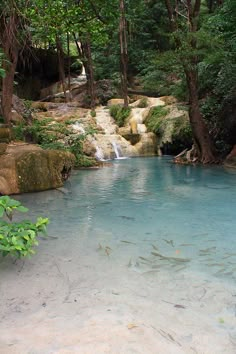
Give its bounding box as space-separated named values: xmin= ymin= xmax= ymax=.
xmin=112 ymin=141 xmax=128 ymax=159
xmin=95 ymin=146 xmax=105 ymax=161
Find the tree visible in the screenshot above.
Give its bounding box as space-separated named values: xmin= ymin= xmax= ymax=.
xmin=119 ymin=0 xmax=129 ymax=107
xmin=163 ymin=0 xmax=218 ymax=163
xmin=0 ymin=1 xmax=24 ymax=125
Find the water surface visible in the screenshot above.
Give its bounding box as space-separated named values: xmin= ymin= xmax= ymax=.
xmin=1 ymin=157 xmax=236 ymax=353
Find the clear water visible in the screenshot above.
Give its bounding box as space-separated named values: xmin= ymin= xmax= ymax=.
xmin=19 ymin=156 xmax=236 ymax=283
xmin=1 ymin=157 xmax=236 ymax=353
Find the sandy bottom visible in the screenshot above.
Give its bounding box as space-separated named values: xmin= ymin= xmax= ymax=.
xmin=1 ymin=231 xmax=236 ymax=354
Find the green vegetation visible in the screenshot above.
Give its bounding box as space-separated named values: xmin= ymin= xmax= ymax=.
xmin=146 ymin=105 xmax=192 ymax=151
xmin=145 ymin=106 xmax=170 ymax=135
xmin=0 ymin=196 xmax=48 ymax=258
xmin=109 ymin=105 xmax=131 ymax=127
xmin=13 ymin=118 xmax=96 ymax=168
xmin=0 ymin=0 xmax=235 ymax=161
xmin=137 ymin=97 xmax=148 ymax=108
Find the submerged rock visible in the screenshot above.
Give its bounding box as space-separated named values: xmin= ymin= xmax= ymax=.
xmin=0 ymin=144 xmax=75 ymax=195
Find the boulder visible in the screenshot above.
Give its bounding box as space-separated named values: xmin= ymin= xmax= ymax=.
xmin=0 ymin=126 xmax=12 ymax=143
xmin=0 ymin=144 xmax=75 ymax=195
xmin=135 ymin=133 xmax=157 ymax=156
xmin=224 ymin=145 xmax=236 ymax=169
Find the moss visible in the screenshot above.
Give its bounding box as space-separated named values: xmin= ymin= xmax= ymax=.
xmin=16 ymin=150 xmax=75 ymax=193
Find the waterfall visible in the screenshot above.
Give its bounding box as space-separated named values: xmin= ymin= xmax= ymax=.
xmin=112 ymin=142 xmax=128 ymax=160
xmin=112 ymin=142 xmax=121 ymax=159
xmin=95 ymin=146 xmax=105 ymax=161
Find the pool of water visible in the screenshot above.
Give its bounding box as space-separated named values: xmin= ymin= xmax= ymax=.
xmin=1 ymin=157 xmax=236 ymax=353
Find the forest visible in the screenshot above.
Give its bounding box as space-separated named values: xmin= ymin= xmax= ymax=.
xmin=0 ymin=0 xmax=236 ymax=164
xmin=1 ymin=2 xmax=236 ymax=352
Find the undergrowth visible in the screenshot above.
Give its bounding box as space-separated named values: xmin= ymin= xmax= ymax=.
xmin=13 ymin=119 xmax=97 ymax=168
xmin=109 ymin=105 xmax=131 ymax=127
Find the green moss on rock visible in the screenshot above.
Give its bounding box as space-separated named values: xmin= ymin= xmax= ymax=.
xmin=16 ymin=150 xmax=75 ymax=193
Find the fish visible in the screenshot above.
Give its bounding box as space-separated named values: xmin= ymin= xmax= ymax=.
xmin=121 ymin=240 xmax=136 ymax=245
xmin=117 ymin=216 xmax=135 ymax=221
xmin=179 ymin=243 xmax=194 ymax=247
xmin=151 ymin=251 xmax=190 ymax=263
xmin=163 ymin=239 xmax=175 ymax=247
xmin=139 ymin=256 xmax=152 ymax=263
xmin=151 ymin=244 xmax=159 ymax=251
xmin=199 ymin=247 xmax=216 ymax=253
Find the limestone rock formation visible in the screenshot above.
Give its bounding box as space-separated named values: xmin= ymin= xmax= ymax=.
xmin=0 ymin=144 xmax=75 ymax=195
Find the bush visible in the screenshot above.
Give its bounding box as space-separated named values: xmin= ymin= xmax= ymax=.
xmin=137 ymin=97 xmax=148 ymax=108
xmin=0 ymin=196 xmax=49 ymax=258
xmin=109 ymin=105 xmax=131 ymax=127
xmin=145 ymin=106 xmax=170 ymax=134
xmin=13 ymin=118 xmax=98 ymax=168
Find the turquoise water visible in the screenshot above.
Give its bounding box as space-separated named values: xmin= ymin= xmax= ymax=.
xmin=20 ymin=156 xmax=236 ymax=283
xmin=1 ymin=157 xmax=236 ymax=353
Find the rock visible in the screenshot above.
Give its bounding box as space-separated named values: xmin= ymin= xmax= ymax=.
xmin=0 ymin=144 xmax=75 ymax=195
xmin=83 ymin=136 xmax=97 ymax=156
xmin=118 ymin=126 xmax=131 ymax=136
xmin=107 ymin=98 xmax=126 ymax=106
xmin=0 ymin=127 xmax=12 ymax=143
xmin=224 ymin=145 xmax=236 ymax=169
xmin=135 ymin=133 xmax=157 ymax=156
xmin=130 ymin=119 xmax=138 ymax=134
xmin=94 ymin=134 xmax=138 ymax=160
xmin=11 ymin=110 xmax=24 ymax=124
xmin=0 ymin=143 xmax=7 ymax=155
xmin=159 ymin=96 xmax=177 ymax=105
xmin=12 ymin=95 xmax=26 ymax=115
xmin=122 ymin=134 xmax=141 ymax=145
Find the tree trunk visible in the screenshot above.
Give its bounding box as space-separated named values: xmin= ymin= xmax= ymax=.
xmin=56 ymin=36 xmax=67 ymax=102
xmin=1 ymin=53 xmax=17 ymax=126
xmin=81 ymin=37 xmax=96 ymax=109
xmin=0 ymin=14 xmax=19 ymax=126
xmin=185 ymin=67 xmax=217 ymax=163
xmin=119 ymin=0 xmax=129 ymax=107
xmin=67 ymin=32 xmax=72 ymax=102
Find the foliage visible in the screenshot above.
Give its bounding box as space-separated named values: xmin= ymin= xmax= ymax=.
xmin=0 ymin=196 xmax=49 ymax=258
xmin=109 ymin=105 xmax=131 ymax=127
xmin=13 ymin=118 xmax=97 ymax=167
xmin=90 ymin=110 xmax=96 ymax=117
xmin=145 ymin=106 xmax=170 ymax=135
xmin=137 ymin=97 xmax=148 ymax=108
xmin=76 ymin=155 xmax=97 ymax=168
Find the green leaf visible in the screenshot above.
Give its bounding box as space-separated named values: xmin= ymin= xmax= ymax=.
xmin=17 ymin=206 xmax=29 ymax=213
xmin=0 ymin=206 xmax=4 ymax=218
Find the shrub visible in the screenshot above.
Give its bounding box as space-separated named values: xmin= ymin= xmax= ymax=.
xmin=137 ymin=97 xmax=148 ymax=108
xmin=109 ymin=105 xmax=131 ymax=127
xmin=145 ymin=106 xmax=170 ymax=134
xmin=0 ymin=196 xmax=49 ymax=258
xmin=90 ymin=110 xmax=96 ymax=117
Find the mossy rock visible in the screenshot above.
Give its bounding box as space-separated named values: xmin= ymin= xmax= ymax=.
xmin=0 ymin=144 xmax=75 ymax=194
xmin=16 ymin=150 xmax=75 ymax=193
